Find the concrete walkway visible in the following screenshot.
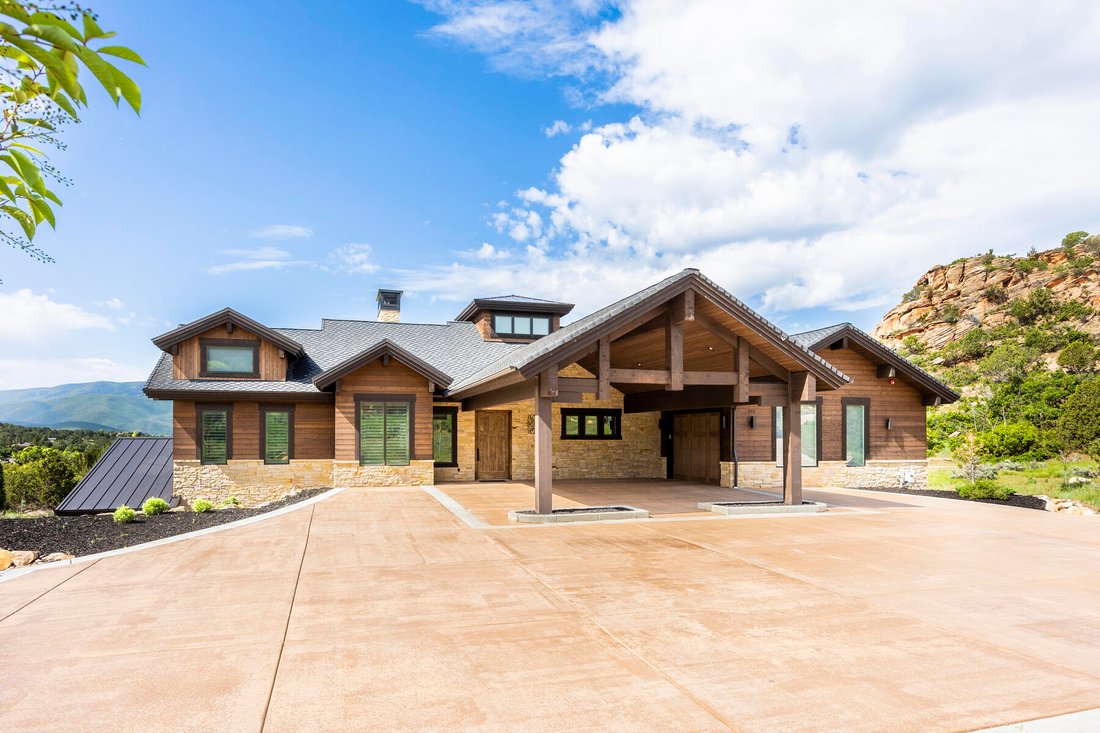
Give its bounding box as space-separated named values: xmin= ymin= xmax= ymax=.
xmin=2 ymin=486 xmax=1099 ymax=732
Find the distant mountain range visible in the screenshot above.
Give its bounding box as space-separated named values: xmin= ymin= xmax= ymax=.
xmin=0 ymin=381 xmax=170 ymax=435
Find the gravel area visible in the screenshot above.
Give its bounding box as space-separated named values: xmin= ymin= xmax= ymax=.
xmin=845 ymin=486 xmax=1048 ymax=511
xmin=0 ymin=489 xmax=328 ymax=558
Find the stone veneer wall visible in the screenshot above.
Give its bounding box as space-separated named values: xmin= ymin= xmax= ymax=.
xmin=173 ymin=459 xmax=334 ymax=506
xmin=333 ymin=459 xmax=434 ymax=487
xmin=726 ymin=459 xmax=929 ymax=491
xmin=434 ymin=365 xmax=665 ymax=483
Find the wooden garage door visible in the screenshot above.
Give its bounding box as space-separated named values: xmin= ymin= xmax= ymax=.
xmin=673 ymin=412 xmax=720 ymax=484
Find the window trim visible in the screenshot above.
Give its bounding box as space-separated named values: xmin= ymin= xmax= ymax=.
xmin=355 ymin=394 xmax=415 ymax=466
xmin=259 ymin=403 xmax=295 ymax=465
xmin=560 ymin=407 xmax=623 ymax=440
xmin=432 ymin=406 xmax=459 ymax=468
xmin=200 ymin=338 xmax=260 ymax=378
xmin=771 ymin=398 xmax=823 ymax=467
xmin=491 ymin=311 xmax=553 ymax=339
xmin=841 ymin=397 xmax=871 ymax=467
xmin=196 ymin=403 xmax=233 ymax=465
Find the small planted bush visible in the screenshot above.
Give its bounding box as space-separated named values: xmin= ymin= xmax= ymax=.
xmin=192 ymin=499 xmax=214 ymax=513
xmin=220 ymin=496 xmax=240 ymax=507
xmin=957 ymin=478 xmax=1014 ymax=501
xmin=113 ymin=505 xmax=137 ymax=523
xmin=142 ymin=497 xmax=170 ymax=515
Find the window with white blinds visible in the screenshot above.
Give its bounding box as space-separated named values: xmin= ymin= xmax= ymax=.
xmin=359 ymin=400 xmax=411 ymax=466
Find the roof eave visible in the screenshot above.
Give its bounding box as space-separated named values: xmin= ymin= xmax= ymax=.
xmin=312 ymin=339 xmax=453 ymax=391
xmin=152 ymin=307 xmax=305 ymax=357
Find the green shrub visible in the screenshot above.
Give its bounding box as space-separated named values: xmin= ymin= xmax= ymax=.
xmin=957 ymin=478 xmax=1014 ymax=501
xmin=1057 ymin=378 xmax=1100 ymax=450
xmin=142 ymin=497 xmax=169 ymax=515
xmin=941 ymin=328 xmax=993 ymax=365
xmin=980 ymin=249 xmax=996 ymax=267
xmin=901 ymin=283 xmax=928 ymax=303
xmin=982 ymin=285 xmax=1007 ymax=303
xmin=1062 ymin=231 xmax=1089 ymax=250
xmin=219 ymin=496 xmax=240 ymax=508
xmin=901 ymin=335 xmax=926 ymax=355
xmin=3 ymin=453 xmax=77 ymax=509
xmin=0 ymin=462 xmax=5 ymax=511
xmin=113 ymin=505 xmax=137 ymax=523
xmin=1008 ymin=287 xmax=1056 ymax=324
xmin=939 ymin=304 xmax=963 ymax=324
xmin=1015 ymin=257 xmax=1043 ymax=274
xmin=979 ymin=422 xmax=1041 ymax=459
xmin=1056 ymin=300 xmax=1093 ymax=322
xmin=192 ymin=499 xmax=214 ymax=513
xmin=1058 ymin=341 xmax=1097 ymax=374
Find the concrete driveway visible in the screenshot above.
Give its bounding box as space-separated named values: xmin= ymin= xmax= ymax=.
xmin=2 ymin=486 xmax=1099 ymax=732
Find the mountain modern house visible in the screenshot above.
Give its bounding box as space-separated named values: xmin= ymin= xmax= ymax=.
xmin=143 ymin=269 xmax=957 ymax=513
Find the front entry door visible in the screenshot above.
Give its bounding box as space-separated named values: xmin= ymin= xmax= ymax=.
xmin=672 ymin=412 xmax=720 ymax=483
xmin=476 ymin=411 xmax=511 ymax=480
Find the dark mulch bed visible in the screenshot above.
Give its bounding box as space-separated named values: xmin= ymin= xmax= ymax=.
xmin=712 ymin=501 xmax=819 ymax=507
xmin=0 ymin=489 xmax=327 ymax=559
xmin=514 ymin=506 xmax=636 ymax=515
xmin=845 ymin=486 xmax=1048 ymax=511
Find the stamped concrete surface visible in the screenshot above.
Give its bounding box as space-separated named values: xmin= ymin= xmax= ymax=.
xmin=2 ymin=486 xmax=1099 ymax=732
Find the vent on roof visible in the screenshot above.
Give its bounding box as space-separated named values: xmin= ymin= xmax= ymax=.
xmin=377 ymin=289 xmax=402 ymax=323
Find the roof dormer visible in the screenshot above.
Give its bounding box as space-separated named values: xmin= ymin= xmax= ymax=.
xmin=454 ymin=295 xmax=574 ymax=342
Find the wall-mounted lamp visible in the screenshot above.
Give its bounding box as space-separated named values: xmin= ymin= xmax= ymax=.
xmin=885 ymin=417 xmax=894 ymax=431
xmin=721 ymin=414 xmax=728 ymax=430
xmin=748 ymin=415 xmax=756 ymax=429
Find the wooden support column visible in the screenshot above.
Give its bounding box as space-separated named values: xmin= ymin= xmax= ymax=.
xmin=734 ymin=336 xmax=750 ymax=403
xmin=597 ymin=337 xmax=611 ymax=401
xmin=666 ymin=314 xmax=684 ymax=391
xmin=783 ymin=372 xmax=812 ymax=506
xmin=534 ymin=375 xmax=554 ymax=515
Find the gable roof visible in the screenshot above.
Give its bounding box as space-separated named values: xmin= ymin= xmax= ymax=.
xmin=447 ymin=269 xmax=851 ymax=396
xmin=791 ymin=322 xmax=959 ymax=403
xmin=313 ymin=339 xmax=453 ymax=390
xmin=455 ymin=295 xmax=575 ymax=322
xmin=152 ymin=307 xmax=305 ymax=357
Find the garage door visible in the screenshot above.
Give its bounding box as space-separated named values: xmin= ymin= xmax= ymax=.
xmin=672 ymin=412 xmax=720 ymax=483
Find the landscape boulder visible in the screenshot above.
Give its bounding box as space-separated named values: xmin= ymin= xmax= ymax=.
xmin=41 ymin=552 xmax=75 ymax=564
xmin=0 ymin=549 xmax=12 ymax=570
xmin=11 ymin=550 xmax=39 ymax=567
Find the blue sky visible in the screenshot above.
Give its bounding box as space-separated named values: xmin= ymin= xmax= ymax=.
xmin=2 ymin=0 xmax=1099 ymax=389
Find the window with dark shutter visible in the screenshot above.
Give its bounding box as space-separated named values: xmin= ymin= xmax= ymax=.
xmin=262 ymin=407 xmax=292 ymax=465
xmin=358 ymin=399 xmax=411 ymax=466
xmin=199 ymin=408 xmax=229 ymax=464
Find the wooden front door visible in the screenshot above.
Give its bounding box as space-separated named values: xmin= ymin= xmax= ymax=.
xmin=672 ymin=412 xmax=720 ymax=483
xmin=476 ymin=411 xmax=511 ymax=480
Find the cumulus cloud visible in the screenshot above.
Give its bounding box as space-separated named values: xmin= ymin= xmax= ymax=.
xmin=332 ymin=243 xmax=381 ymax=274
xmin=412 ymin=0 xmax=1100 ymax=325
xmin=249 ymin=224 xmax=314 ymax=239
xmin=0 ymin=289 xmax=115 ymax=343
xmin=543 ymin=119 xmax=572 ymax=137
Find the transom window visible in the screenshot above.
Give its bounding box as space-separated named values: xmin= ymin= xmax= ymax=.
xmin=261 ymin=405 xmax=293 ymax=465
xmin=492 ymin=312 xmax=551 ymax=338
xmin=198 ymin=405 xmax=231 ymax=465
xmin=358 ymin=398 xmax=412 ymax=466
xmin=200 ymin=338 xmax=259 ymax=377
xmin=432 ymin=407 xmax=458 ymax=467
xmin=561 ymin=408 xmax=622 ymax=440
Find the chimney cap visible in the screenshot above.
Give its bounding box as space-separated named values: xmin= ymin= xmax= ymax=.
xmin=376 ymin=289 xmax=402 ymax=310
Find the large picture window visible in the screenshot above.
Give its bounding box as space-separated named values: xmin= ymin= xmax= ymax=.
xmin=261 ymin=405 xmax=294 ymax=465
xmin=197 ymin=405 xmax=231 ymax=465
xmin=200 ymin=338 xmax=259 ymax=377
xmin=774 ymin=401 xmax=821 ymax=467
xmin=432 ymin=407 xmax=458 ymax=467
xmin=560 ymin=408 xmax=622 ymax=440
xmin=358 ymin=397 xmax=412 ymax=466
xmin=492 ymin=312 xmax=551 ymax=338
xmin=842 ymin=398 xmax=870 ymax=467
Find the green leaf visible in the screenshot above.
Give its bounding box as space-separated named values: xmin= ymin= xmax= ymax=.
xmin=0 ymin=177 xmax=17 ymax=203
xmin=2 ymin=204 xmax=36 ymax=240
xmin=97 ymin=45 xmax=145 ymax=65
xmin=50 ymin=90 xmax=78 ymax=119
xmin=7 ymin=37 xmax=82 ymax=100
xmin=24 ymin=24 xmax=81 ymax=53
xmin=0 ymin=6 xmax=30 ymax=24
xmin=42 ymin=187 xmax=62 ymax=206
xmin=7 ymin=149 xmax=46 ymax=196
xmin=73 ymin=45 xmax=120 ymax=105
xmin=28 ymin=196 xmax=55 ymax=228
xmin=82 ymin=13 xmax=104 ymax=41
xmin=28 ymin=12 xmax=83 ymax=40
xmin=102 ymin=57 xmax=141 ymax=113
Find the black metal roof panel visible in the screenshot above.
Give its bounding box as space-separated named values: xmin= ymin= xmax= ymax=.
xmin=55 ymin=437 xmax=174 ymax=515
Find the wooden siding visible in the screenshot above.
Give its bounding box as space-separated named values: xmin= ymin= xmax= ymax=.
xmin=334 ymin=358 xmax=433 ymax=462
xmin=732 ymin=346 xmax=928 ymax=463
xmin=173 ymin=400 xmax=334 ymax=460
xmin=172 ymin=324 xmax=287 ymax=381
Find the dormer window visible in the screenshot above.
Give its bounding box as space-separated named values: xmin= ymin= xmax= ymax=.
xmin=201 ymin=338 xmax=260 ymax=377
xmin=493 ymin=312 xmax=551 ymax=338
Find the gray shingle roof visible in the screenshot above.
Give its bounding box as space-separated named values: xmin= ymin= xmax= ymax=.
xmin=790 ymin=324 xmax=849 ymax=350
xmin=145 ymin=319 xmax=522 ymax=398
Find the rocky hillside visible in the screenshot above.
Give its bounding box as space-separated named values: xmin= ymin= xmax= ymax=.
xmin=874 ymin=233 xmax=1100 ymax=354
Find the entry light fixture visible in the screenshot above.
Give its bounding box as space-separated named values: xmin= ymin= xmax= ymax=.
xmin=885 ymin=417 xmax=894 ymax=431
xmin=707 ymin=345 xmax=714 ymax=351
xmin=721 ymin=414 xmax=728 ymax=430
xmin=748 ymin=415 xmax=756 ymax=429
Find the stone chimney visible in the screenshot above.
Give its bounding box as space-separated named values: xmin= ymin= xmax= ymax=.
xmin=377 ymin=289 xmax=402 ymax=323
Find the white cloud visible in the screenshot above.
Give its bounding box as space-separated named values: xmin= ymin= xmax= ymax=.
xmin=0 ymin=289 xmax=115 ymax=343
xmin=414 ymin=0 xmax=1100 ymax=324
xmin=332 ymin=243 xmax=380 ymax=274
xmin=95 ymin=297 xmax=125 ymax=311
xmin=0 ymin=357 xmax=148 ymax=390
xmin=471 ymin=242 xmax=511 ymax=260
xmin=544 ymin=119 xmax=572 ymax=137
xmin=208 ymin=247 xmax=312 ymax=275
xmin=250 ymin=224 xmax=314 ymax=239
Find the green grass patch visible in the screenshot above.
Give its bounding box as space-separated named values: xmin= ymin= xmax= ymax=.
xmin=929 ymin=458 xmax=1100 ymax=509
